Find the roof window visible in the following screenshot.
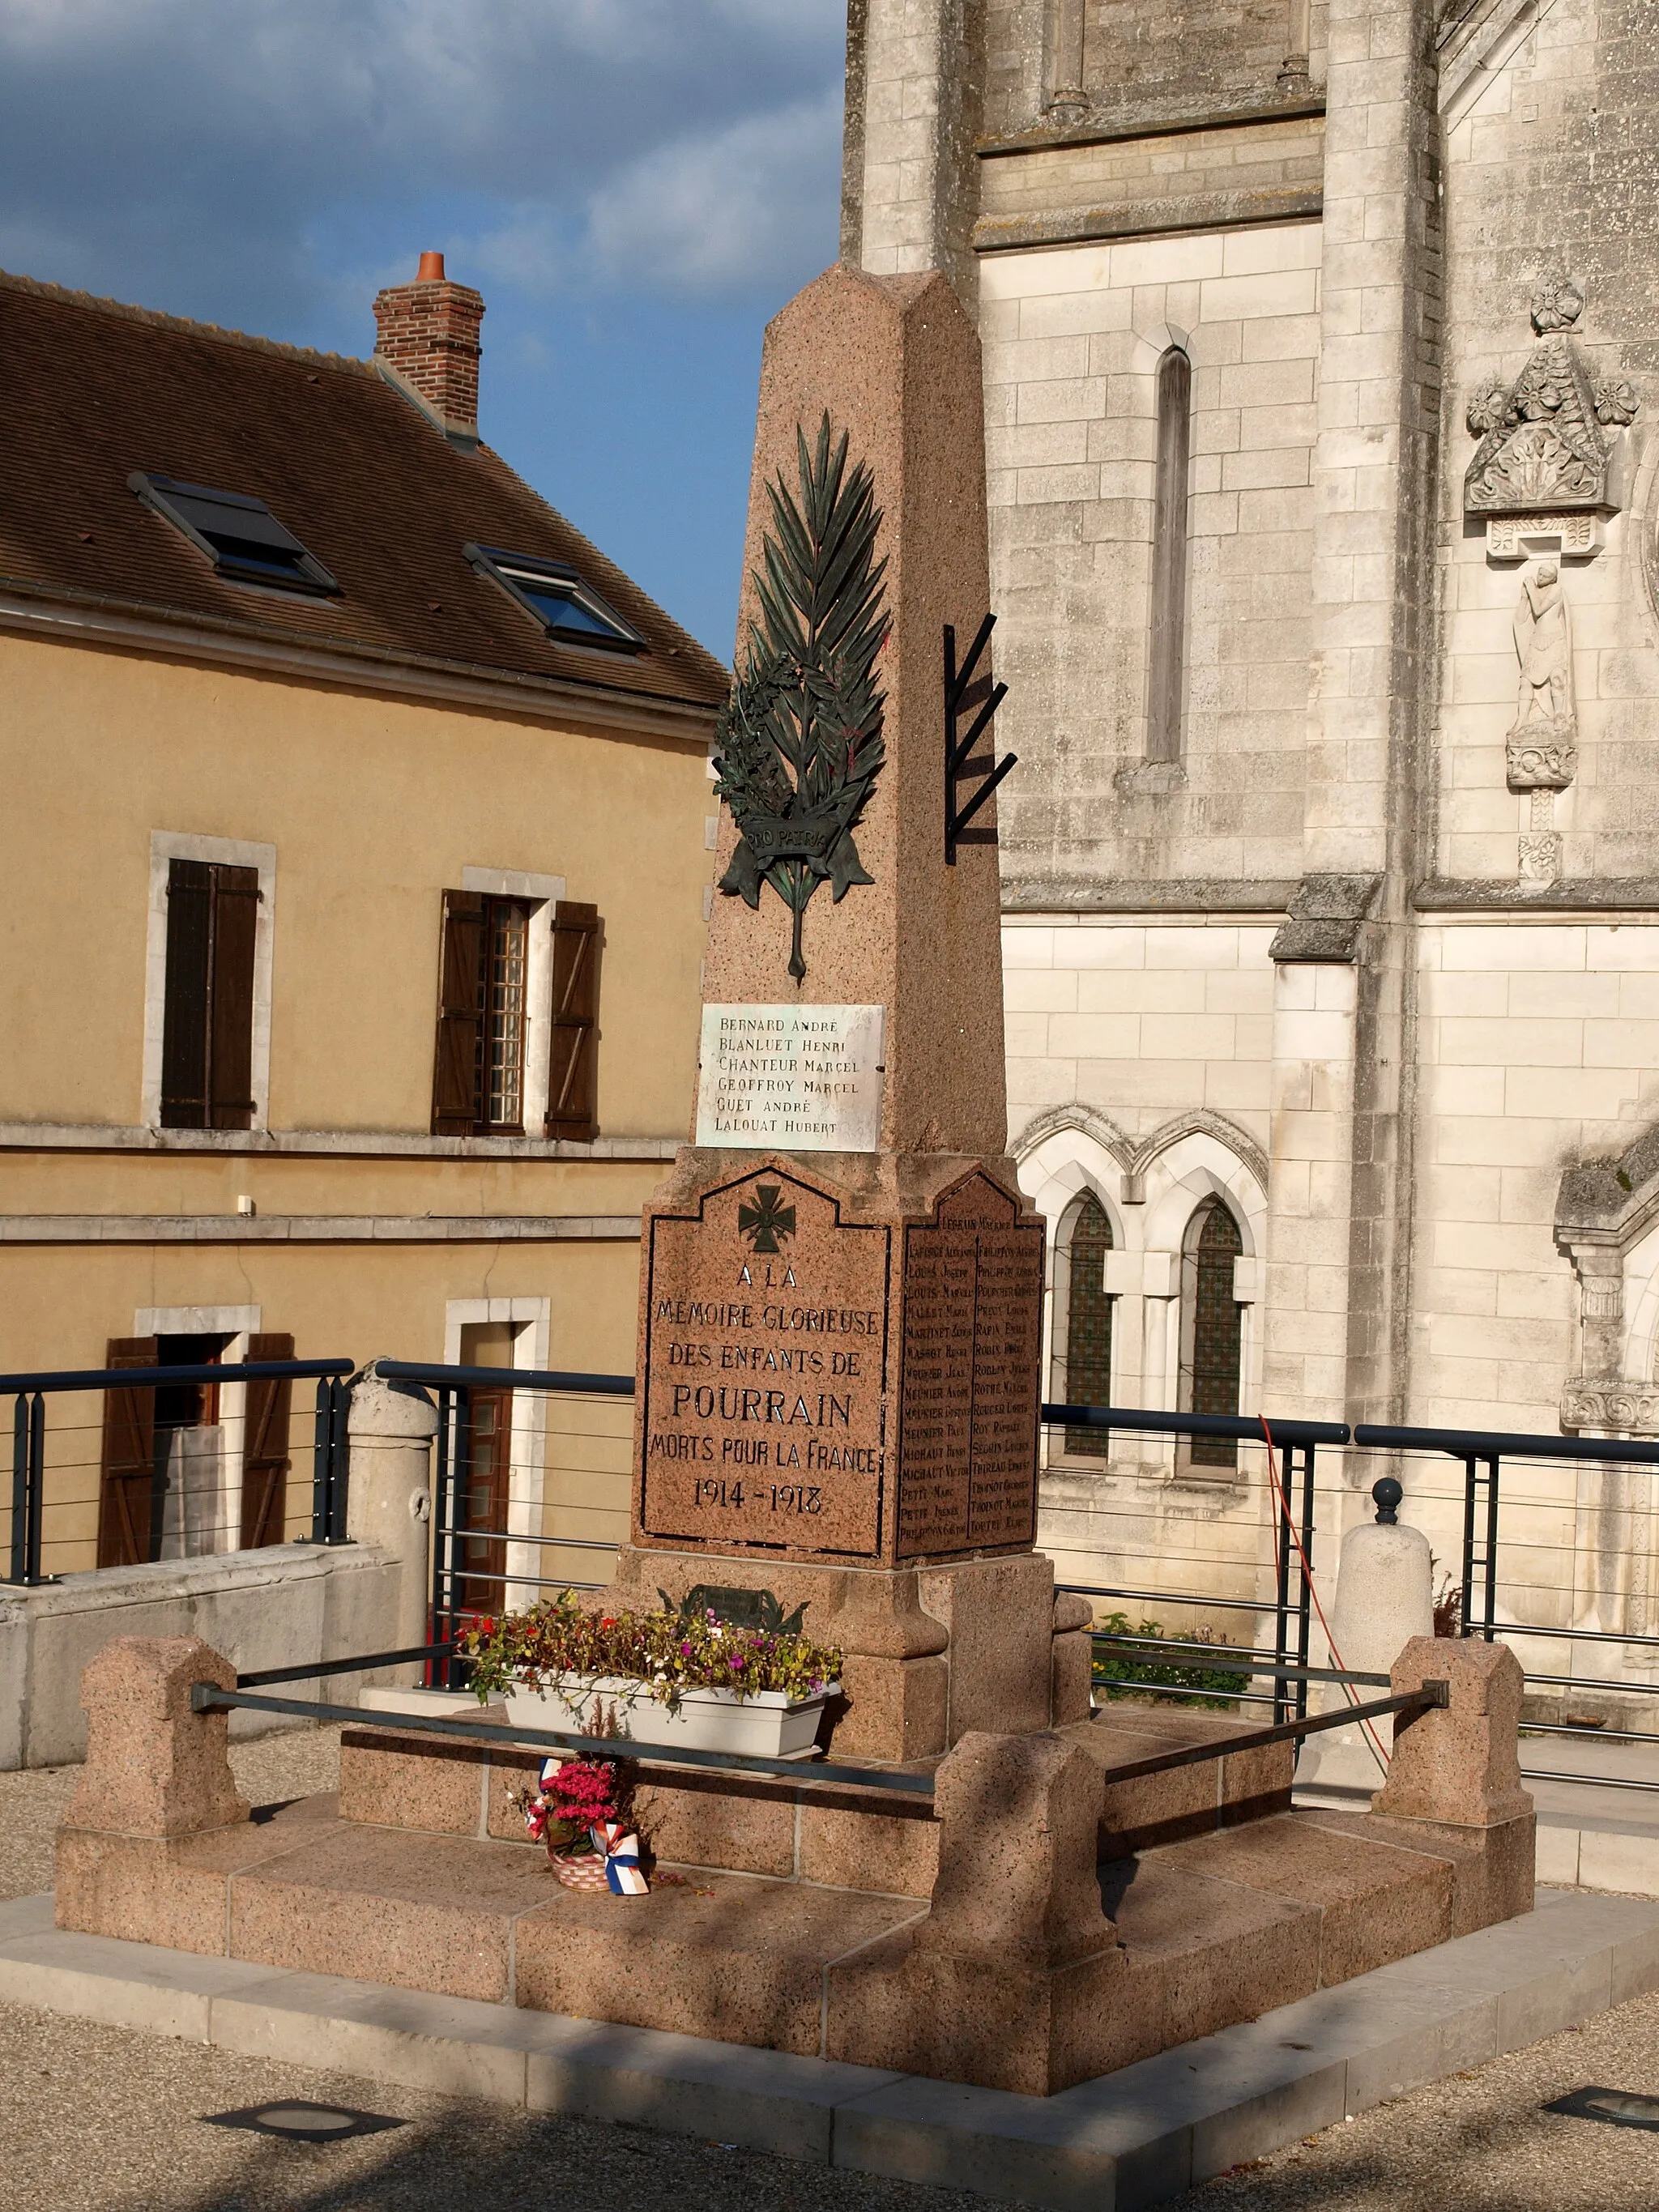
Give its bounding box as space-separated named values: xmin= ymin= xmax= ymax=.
xmin=465 ymin=543 xmax=645 ymax=654
xmin=129 ymin=473 xmax=339 ymax=596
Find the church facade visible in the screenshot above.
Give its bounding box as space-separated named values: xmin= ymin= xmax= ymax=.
xmin=841 ymin=0 xmax=1659 ymax=1646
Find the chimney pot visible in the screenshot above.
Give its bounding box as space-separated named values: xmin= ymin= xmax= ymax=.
xmin=372 ymin=255 xmax=484 ymax=445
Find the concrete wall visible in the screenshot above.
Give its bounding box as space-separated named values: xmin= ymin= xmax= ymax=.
xmin=0 ymin=1541 xmax=403 ymax=1769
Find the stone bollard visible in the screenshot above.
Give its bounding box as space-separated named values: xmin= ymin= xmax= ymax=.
xmin=348 ymin=1366 xmax=439 ymax=1665
xmin=1370 ymin=1632 xmax=1534 ymax=1931
xmin=64 ymin=1635 xmax=249 ymax=1839
xmin=827 ymin=1728 xmax=1141 ymax=2094
xmin=1299 ymin=1475 xmax=1433 ymax=1791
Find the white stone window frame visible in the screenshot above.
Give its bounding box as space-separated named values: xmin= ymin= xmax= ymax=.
xmin=1019 ymin=1114 xmax=1266 ymax=1482
xmin=132 ymin=1302 xmax=261 ymax=1557
xmin=460 ymin=866 xmax=566 ymax=1135
xmin=143 ymin=832 xmax=277 ymax=1134
xmin=444 ymin=1294 xmax=552 ymax=1612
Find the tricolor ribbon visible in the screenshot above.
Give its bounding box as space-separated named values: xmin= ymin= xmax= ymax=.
xmin=592 ymin=1821 xmax=648 ymax=1895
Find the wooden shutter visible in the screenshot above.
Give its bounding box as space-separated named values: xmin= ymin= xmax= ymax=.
xmin=547 ymin=900 xmax=601 ymax=1140
xmin=240 ymin=1332 xmax=294 ymax=1549
xmin=432 ymin=890 xmax=485 ymax=1135
xmin=160 ymin=860 xmax=212 ymax=1127
xmin=208 ymin=864 xmax=259 ymax=1131
xmin=97 ymin=1337 xmax=160 ymax=1568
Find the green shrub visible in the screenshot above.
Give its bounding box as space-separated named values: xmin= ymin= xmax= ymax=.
xmin=1090 ymin=1611 xmax=1247 ymax=1710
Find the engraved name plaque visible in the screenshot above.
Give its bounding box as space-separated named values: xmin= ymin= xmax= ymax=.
xmin=638 ymin=1168 xmax=891 ymax=1559
xmin=896 ymin=1173 xmax=1043 ymax=1558
xmin=695 ymin=1004 xmax=885 ymax=1152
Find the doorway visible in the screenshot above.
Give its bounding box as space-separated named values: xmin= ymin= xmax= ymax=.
xmin=456 ymin=1322 xmax=515 ymax=1615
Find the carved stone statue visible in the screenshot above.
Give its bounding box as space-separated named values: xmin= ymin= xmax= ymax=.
xmin=1465 ymin=279 xmax=1638 ymax=524
xmin=1507 ymin=560 xmax=1576 ymax=791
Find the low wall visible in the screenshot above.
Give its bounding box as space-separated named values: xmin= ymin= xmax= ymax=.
xmin=0 ymin=1541 xmax=403 ymax=1770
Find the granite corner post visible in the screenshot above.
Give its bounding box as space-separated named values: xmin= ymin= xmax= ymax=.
xmin=55 ymin=1634 xmax=253 ymax=1953
xmin=1371 ymin=1634 xmax=1536 ymax=1931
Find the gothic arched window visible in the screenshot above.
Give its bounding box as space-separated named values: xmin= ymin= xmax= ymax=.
xmin=1179 ymin=1197 xmax=1243 ymax=1468
xmin=1057 ymin=1191 xmax=1115 ymax=1455
xmin=1147 ymin=345 xmax=1192 ymax=764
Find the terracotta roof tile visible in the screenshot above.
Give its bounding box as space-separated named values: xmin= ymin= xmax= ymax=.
xmin=0 ymin=269 xmax=730 ymax=719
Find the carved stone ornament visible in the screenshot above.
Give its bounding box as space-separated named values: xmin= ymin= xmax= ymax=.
xmin=1561 ymin=1378 xmax=1659 ymax=1437
xmin=1465 ymin=279 xmax=1638 ymax=527
xmin=714 ymin=413 xmax=888 ymax=982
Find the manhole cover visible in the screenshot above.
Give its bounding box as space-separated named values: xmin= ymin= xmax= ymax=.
xmin=1545 ymin=2086 xmax=1659 ymax=2133
xmin=202 ymin=2099 xmax=404 ymax=2142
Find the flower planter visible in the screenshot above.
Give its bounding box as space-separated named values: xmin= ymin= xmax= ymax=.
xmin=503 ymin=1675 xmax=838 ymax=1759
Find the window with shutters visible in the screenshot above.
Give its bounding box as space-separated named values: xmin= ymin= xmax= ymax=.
xmin=1053 ymin=1192 xmax=1115 ymax=1458
xmin=1178 ymin=1198 xmax=1244 ymax=1471
xmin=432 ymin=892 xmax=601 ymax=1139
xmin=160 ymin=858 xmax=259 ymax=1128
xmin=1146 ymin=346 xmax=1192 ymax=765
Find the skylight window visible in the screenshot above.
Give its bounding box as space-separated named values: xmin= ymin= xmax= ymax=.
xmin=129 ymin=473 xmax=339 ymax=596
xmin=465 ymin=543 xmax=645 ymax=654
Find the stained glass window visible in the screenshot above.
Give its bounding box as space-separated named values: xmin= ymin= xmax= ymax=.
xmin=1063 ymin=1193 xmax=1114 ymax=1457
xmin=1185 ymin=1200 xmax=1243 ymax=1468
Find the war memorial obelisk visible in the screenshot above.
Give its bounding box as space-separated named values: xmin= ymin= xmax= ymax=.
xmin=600 ymin=262 xmax=1084 ymax=1759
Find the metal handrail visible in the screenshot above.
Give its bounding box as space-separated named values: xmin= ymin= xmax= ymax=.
xmin=373 ymin=1358 xmax=634 ymax=1396
xmin=0 ymin=1357 xmax=352 ymax=1394
xmin=191 ymin=1681 xmax=939 ymax=1798
xmin=1354 ymin=1421 xmax=1659 ymax=1465
xmin=1043 ymin=1402 xmax=1350 ymax=1445
xmin=1098 ymin=1684 xmax=1448 ymax=1784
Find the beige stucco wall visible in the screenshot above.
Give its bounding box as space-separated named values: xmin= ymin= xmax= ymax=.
xmin=0 ymin=627 xmax=714 ymax=1575
xmin=0 ymin=632 xmax=710 ymax=1136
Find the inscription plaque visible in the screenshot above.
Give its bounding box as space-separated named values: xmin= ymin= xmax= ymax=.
xmin=896 ymin=1174 xmax=1044 ymax=1558
xmin=695 ymin=1004 xmax=885 ymax=1152
xmin=638 ymin=1168 xmax=890 ymax=1558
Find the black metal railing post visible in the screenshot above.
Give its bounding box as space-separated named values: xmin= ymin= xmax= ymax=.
xmin=1457 ymin=1450 xmax=1500 ymax=1642
xmin=1268 ymin=1436 xmax=1317 ymax=1727
xmin=429 ymin=1383 xmax=470 ymax=1688
xmin=9 ymin=1392 xmax=36 ymax=1587
xmin=310 ymin=1376 xmax=351 ymax=1545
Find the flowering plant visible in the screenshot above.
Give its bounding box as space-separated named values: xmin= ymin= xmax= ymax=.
xmin=518 ymin=1754 xmax=621 ymax=1860
xmin=462 ymin=1588 xmax=841 ymax=1714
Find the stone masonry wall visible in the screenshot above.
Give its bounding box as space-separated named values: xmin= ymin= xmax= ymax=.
xmin=979 ymin=223 xmax=1322 ymax=902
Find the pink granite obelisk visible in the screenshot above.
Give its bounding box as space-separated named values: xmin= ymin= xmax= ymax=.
xmin=604 ymin=264 xmax=1074 ymax=1760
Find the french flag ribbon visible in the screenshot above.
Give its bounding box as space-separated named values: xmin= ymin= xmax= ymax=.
xmin=592 ymin=1821 xmax=648 ymax=1895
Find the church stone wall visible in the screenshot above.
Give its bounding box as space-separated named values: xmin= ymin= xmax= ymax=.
xmin=981 ymin=223 xmax=1321 ymax=901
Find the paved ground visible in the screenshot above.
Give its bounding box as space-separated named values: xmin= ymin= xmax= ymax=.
xmin=6 ymin=1731 xmax=1659 ymax=2210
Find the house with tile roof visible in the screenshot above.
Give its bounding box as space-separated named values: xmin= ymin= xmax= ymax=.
xmin=0 ymin=253 xmax=727 ymax=1576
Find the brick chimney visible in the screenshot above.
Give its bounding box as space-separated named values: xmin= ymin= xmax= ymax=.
xmin=372 ymin=251 xmax=484 ymax=447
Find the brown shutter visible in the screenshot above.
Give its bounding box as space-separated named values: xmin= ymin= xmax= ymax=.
xmin=97 ymin=1337 xmax=159 ymax=1568
xmin=160 ymin=860 xmax=211 ymax=1127
xmin=432 ymin=889 xmax=485 ymax=1135
xmin=208 ymin=863 xmax=259 ymax=1131
xmin=547 ymin=900 xmax=601 ymax=1140
xmin=240 ymin=1332 xmax=294 ymax=1549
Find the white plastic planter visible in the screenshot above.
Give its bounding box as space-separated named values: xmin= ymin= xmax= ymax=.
xmin=502 ymin=1674 xmax=838 ymax=1759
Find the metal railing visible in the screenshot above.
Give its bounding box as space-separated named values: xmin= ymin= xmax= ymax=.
xmin=190 ymin=1653 xmax=1446 ymax=1804
xmin=4 ymin=1357 xmax=354 ymax=1586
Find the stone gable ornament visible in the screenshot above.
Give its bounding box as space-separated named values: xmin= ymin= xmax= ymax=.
xmin=713 ymin=412 xmax=889 ymax=982
xmin=1465 ymin=279 xmax=1638 ymax=558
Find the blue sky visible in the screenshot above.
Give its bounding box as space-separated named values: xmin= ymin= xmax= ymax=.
xmin=0 ymin=0 xmax=849 ymax=659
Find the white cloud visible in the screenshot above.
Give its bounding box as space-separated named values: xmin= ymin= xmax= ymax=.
xmin=583 ymin=88 xmax=842 ymax=297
